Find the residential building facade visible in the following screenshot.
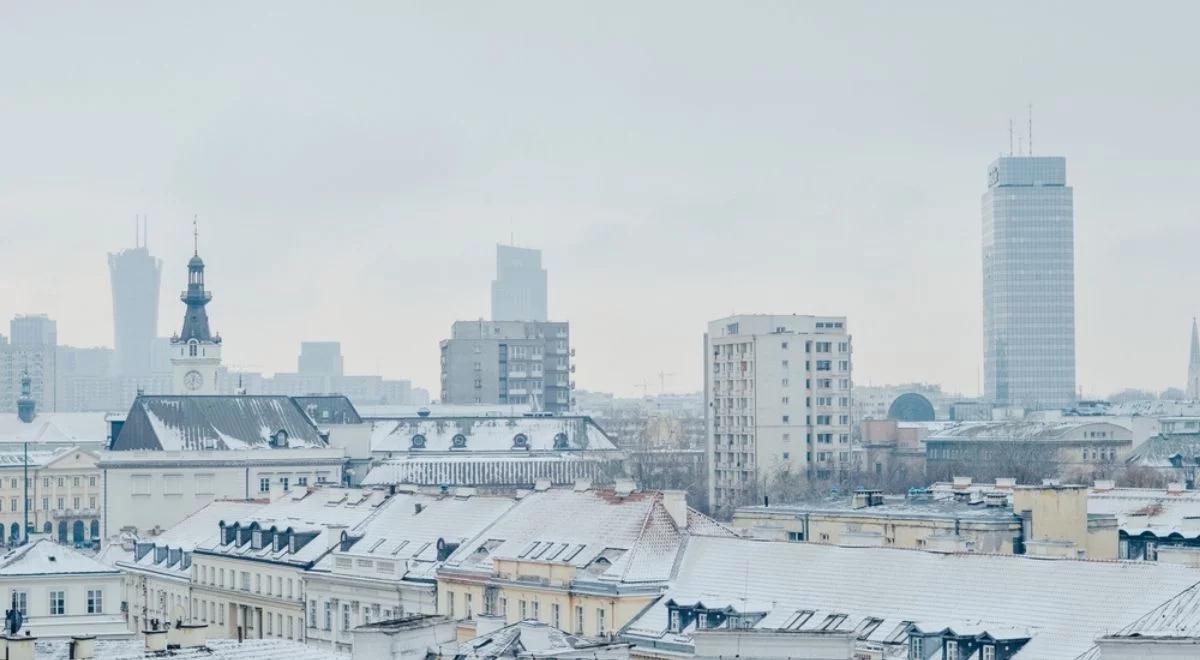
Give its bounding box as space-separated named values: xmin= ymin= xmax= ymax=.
xmin=925 ymin=420 xmax=1132 ymax=481
xmin=0 ymin=538 xmax=127 ymax=639
xmin=440 ymin=320 xmax=572 ymax=413
xmin=704 ymin=315 xmax=853 ymax=515
xmin=982 ymin=156 xmax=1076 ymax=410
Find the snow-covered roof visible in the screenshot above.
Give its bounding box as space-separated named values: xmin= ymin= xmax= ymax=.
xmin=113 ymin=395 xmax=328 ymax=451
xmin=317 ymin=491 xmax=519 ymax=581
xmin=621 ymin=535 xmax=1200 ymax=659
xmin=195 ymin=488 xmax=387 ymax=567
xmin=0 ymin=447 xmax=68 ymax=470
xmin=360 ymin=452 xmax=625 ymax=488
xmin=1087 ymin=487 xmax=1200 ymax=538
xmin=35 ymin=638 xmax=348 ymax=660
xmin=441 ymin=619 xmax=623 ymax=656
xmin=368 ymin=416 xmax=618 ymax=454
xmin=0 ymin=412 xmax=110 ymax=447
xmin=927 ymin=420 xmax=1130 ymax=442
xmin=1126 ymin=432 xmax=1200 ymax=468
xmin=0 ymin=538 xmax=120 ymax=577
xmin=1076 ymin=580 xmax=1200 ymax=656
xmin=1106 ymin=400 xmax=1200 ymax=417
xmin=119 ymin=499 xmax=271 ymax=578
xmin=444 ymin=488 xmax=734 ymax=587
xmin=292 ymin=395 xmax=362 ymax=425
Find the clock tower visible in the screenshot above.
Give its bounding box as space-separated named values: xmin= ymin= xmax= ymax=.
xmin=170 ymin=222 xmax=222 ymax=394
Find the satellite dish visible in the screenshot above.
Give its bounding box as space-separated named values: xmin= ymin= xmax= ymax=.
xmin=6 ymin=608 xmax=22 ymax=636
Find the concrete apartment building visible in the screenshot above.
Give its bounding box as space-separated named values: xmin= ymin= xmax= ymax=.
xmin=440 ymin=320 xmax=572 ymax=413
xmin=704 ymin=315 xmax=852 ymax=514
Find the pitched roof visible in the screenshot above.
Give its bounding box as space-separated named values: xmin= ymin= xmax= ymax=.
xmin=0 ymin=412 xmax=110 ymax=446
xmin=0 ymin=538 xmax=119 ymax=576
xmin=368 ymin=416 xmax=618 ymax=454
xmin=927 ymin=420 xmax=1128 ymax=442
xmin=112 ymin=395 xmax=328 ymax=451
xmin=1126 ymin=432 xmax=1200 ymax=468
xmin=292 ymin=395 xmax=362 ymax=425
xmin=1087 ymin=487 xmax=1200 ymax=538
xmin=621 ymin=535 xmax=1200 ymax=659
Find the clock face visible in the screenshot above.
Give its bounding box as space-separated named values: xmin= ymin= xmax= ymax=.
xmin=184 ymin=370 xmax=204 ymax=391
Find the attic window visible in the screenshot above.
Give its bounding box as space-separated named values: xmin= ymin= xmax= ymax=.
xmin=411 ymin=434 xmax=426 ymax=449
xmin=512 ymin=433 xmax=529 ymax=449
xmin=451 ymin=434 xmax=467 ymax=449
xmin=271 ymin=430 xmax=289 ymax=447
xmin=553 ymin=433 xmax=569 ymax=450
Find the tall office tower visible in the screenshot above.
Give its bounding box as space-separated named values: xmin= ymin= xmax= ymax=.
xmin=982 ymin=156 xmax=1076 ymax=410
xmin=491 ymin=244 xmax=547 ymax=322
xmin=1188 ymin=319 xmax=1200 ymax=401
xmin=298 ymin=342 xmax=345 ymax=378
xmin=9 ymin=314 xmax=57 ymax=346
xmin=108 ymin=243 xmax=162 ymax=378
xmin=440 ymin=320 xmax=571 ymax=412
xmin=704 ymin=315 xmax=853 ymax=515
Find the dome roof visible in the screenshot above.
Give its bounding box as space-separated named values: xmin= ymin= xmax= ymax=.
xmin=188 ymin=254 xmax=205 ymax=268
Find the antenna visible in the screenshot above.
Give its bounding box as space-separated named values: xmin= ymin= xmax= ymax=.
xmin=1008 ymin=119 xmax=1014 ymax=156
xmin=192 ymin=215 xmax=199 ymax=256
xmin=143 ymin=215 xmax=148 ymax=249
xmin=1028 ymin=103 xmax=1033 ymax=156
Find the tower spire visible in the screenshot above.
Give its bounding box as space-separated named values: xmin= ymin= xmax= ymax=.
xmin=1188 ymin=318 xmax=1200 ymax=401
xmin=193 ymin=215 xmax=199 ymax=257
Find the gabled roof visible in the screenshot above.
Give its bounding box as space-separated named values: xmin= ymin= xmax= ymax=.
xmin=0 ymin=538 xmax=119 ymax=577
xmin=112 ymin=395 xmax=328 ymax=451
xmin=368 ymin=416 xmax=617 ymax=454
xmin=1126 ymin=432 xmax=1200 ymax=468
xmin=622 ymin=535 xmax=1200 ymax=660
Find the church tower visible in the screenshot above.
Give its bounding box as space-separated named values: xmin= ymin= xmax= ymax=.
xmin=170 ymin=222 xmax=222 ymax=394
xmin=1188 ymin=318 xmax=1200 ymax=401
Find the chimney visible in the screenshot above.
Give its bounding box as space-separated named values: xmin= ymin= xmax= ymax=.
xmin=326 ymin=524 xmax=348 ymax=550
xmin=614 ymin=478 xmax=636 ymax=497
xmin=144 ymin=628 xmax=168 ymax=653
xmin=5 ymin=634 xmax=35 ymax=660
xmin=662 ymin=490 xmax=688 ymax=529
xmin=68 ymin=635 xmax=97 ymax=659
xmin=474 ymin=614 xmax=505 ymax=637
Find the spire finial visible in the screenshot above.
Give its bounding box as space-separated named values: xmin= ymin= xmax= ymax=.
xmin=192 ymin=215 xmax=199 ymax=256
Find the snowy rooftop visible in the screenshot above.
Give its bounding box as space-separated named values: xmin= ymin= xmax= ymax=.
xmin=1087 ymin=487 xmax=1200 ymax=538
xmin=317 ymin=491 xmax=519 ymax=581
xmin=112 ymin=395 xmax=329 ymax=451
xmin=1105 ymin=400 xmax=1200 ymax=417
xmin=1075 ymin=580 xmax=1200 ymax=657
xmin=621 ymin=535 xmax=1200 ymax=660
xmin=0 ymin=412 xmax=110 ymax=447
xmin=0 ymin=538 xmax=119 ymax=577
xmin=35 ymin=638 xmax=348 ymax=660
xmin=737 ymin=495 xmax=1020 ymax=523
xmin=926 ymin=420 xmax=1129 ymax=442
xmin=444 ymin=488 xmax=734 ymax=587
xmin=1126 ymin=432 xmax=1200 ymax=467
xmin=195 ymin=488 xmax=387 ymax=567
xmin=441 ymin=619 xmax=623 ymax=656
xmin=119 ymin=500 xmax=270 ymax=578
xmin=368 ymin=416 xmax=618 ymax=454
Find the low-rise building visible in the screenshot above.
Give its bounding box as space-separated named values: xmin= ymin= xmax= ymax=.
xmin=0 ymin=537 xmax=127 ymax=639
xmin=189 ymin=487 xmax=387 ymax=643
xmin=925 ymin=420 xmax=1133 ymax=481
xmin=1087 ymin=483 xmax=1200 ymax=560
xmin=361 ymin=416 xmax=625 ymax=488
xmin=618 ymin=534 xmax=1200 ymax=659
xmin=101 ymin=395 xmax=346 ymax=536
xmin=0 ymin=447 xmax=102 ymax=548
xmin=437 ymin=485 xmax=734 ymax=639
xmin=304 ymin=489 xmax=519 ymax=653
xmin=117 ymin=499 xmax=267 ymax=633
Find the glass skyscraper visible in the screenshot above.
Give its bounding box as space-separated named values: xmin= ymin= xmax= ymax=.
xmin=108 ymin=246 xmax=162 ymax=378
xmin=982 ymin=156 xmax=1076 ymax=410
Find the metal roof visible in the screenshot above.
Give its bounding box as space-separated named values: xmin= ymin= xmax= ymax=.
xmin=111 ymin=395 xmax=328 ymax=451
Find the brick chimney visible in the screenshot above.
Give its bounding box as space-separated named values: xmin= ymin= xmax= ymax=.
xmin=662 ymin=490 xmax=688 ymax=529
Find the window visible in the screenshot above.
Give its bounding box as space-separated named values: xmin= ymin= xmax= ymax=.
xmin=945 ymin=641 xmax=959 ymax=660
xmin=41 ymin=498 xmax=47 ymax=511
xmin=909 ymin=637 xmax=922 ymax=660
xmin=698 ymin=612 xmax=708 ymax=629
xmin=89 ymin=476 xmax=96 ymax=486
xmin=669 ymin=610 xmax=681 ymax=632
xmin=552 ymin=603 xmax=561 ymax=628
xmin=519 ymin=599 xmax=527 ymax=619
xmin=531 ymin=600 xmax=539 ymax=621
xmin=782 ymin=415 xmax=790 ymax=423
xmin=597 ymin=608 xmax=607 ymax=634
xmin=49 ymin=590 xmax=65 ymax=615
xmin=10 ymin=591 xmax=26 ymax=616
xmin=89 ymin=496 xmax=96 ymax=509
xmin=87 ymin=589 xmax=103 ymax=614
xmin=297 ymin=477 xmax=308 ymax=487
xmin=575 ymin=606 xmax=584 ymax=634
xmin=342 ymin=603 xmax=350 ymax=630
xmin=281 ymin=477 xmax=289 ymax=492
xmin=449 ymin=591 xmax=456 ymax=618
xmin=240 ymin=571 xmax=250 ymax=592
xmin=309 ymin=600 xmax=317 ymax=627
xmin=259 ymin=478 xmax=270 ymax=493
xmin=466 ymin=593 xmax=473 ymax=619
xmin=73 ymin=497 xmax=81 ymax=510
xmin=324 ymin=601 xmax=332 ymax=630
xmin=57 ymin=477 xmax=64 ymax=488
xmin=982 ymin=646 xmax=995 ymax=660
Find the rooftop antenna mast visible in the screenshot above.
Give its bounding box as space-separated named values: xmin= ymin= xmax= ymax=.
xmin=143 ymin=215 xmax=148 ymax=249
xmin=1028 ymin=103 xmax=1034 ymax=156
xmin=192 ymin=215 xmax=199 ymax=256
xmin=1008 ymin=119 xmax=1014 ymax=156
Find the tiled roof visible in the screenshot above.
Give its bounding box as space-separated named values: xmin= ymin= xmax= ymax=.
xmin=112 ymin=395 xmax=328 ymax=451
xmin=621 ymin=536 xmax=1200 ymax=659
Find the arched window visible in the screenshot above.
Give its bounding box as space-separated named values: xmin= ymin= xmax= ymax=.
xmin=72 ymin=520 xmax=85 ymax=544
xmin=42 ymin=522 xmax=51 ymax=534
xmin=58 ymin=521 xmax=68 ymax=543
xmin=188 ymin=339 xmax=198 ymax=357
xmin=410 ymin=434 xmax=426 ymax=449
xmin=90 ymin=520 xmax=100 ymax=540
xmin=8 ymin=523 xmax=18 ymax=541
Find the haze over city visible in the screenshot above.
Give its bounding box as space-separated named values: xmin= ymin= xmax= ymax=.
xmin=2 ymin=2 xmax=1198 ymax=398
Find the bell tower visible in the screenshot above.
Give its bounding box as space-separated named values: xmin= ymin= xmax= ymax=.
xmin=170 ymin=220 xmax=222 ymax=394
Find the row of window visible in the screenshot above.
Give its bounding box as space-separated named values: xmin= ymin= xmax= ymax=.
xmin=195 ymin=564 xmax=301 ymax=601
xmin=444 ymin=590 xmax=609 ymax=635
xmin=2 ymin=476 xmax=97 ymax=490
xmin=9 ymin=588 xmax=103 ymax=616
xmin=308 ymin=598 xmax=396 ymax=634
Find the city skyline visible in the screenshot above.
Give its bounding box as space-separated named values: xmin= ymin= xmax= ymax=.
xmin=2 ymin=4 xmax=1198 ymax=398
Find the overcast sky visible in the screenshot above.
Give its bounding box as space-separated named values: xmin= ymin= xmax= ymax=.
xmin=1 ymin=2 xmax=1197 ymax=398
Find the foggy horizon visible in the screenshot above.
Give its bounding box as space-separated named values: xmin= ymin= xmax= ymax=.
xmin=3 ymin=3 xmax=1198 ymax=399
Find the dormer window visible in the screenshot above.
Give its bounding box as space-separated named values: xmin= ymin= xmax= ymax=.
xmin=252 ymin=530 xmax=263 ymax=549
xmin=271 ymin=430 xmax=289 ymax=448
xmin=669 ymin=610 xmax=681 ymax=633
xmin=909 ymin=637 xmax=923 ymax=660
xmin=513 ymin=433 xmax=529 ymax=449
xmin=553 ymin=433 xmax=569 ymax=450
xmin=411 ymin=434 xmax=426 ymax=449
xmin=452 ymin=434 xmax=467 ymax=449
xmin=697 ymin=612 xmax=708 ymax=629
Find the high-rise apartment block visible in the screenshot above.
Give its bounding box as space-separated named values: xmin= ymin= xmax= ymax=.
xmin=440 ymin=320 xmax=571 ymax=412
xmin=1188 ymin=319 xmax=1200 ymax=401
xmin=298 ymin=341 xmax=344 ymax=378
xmin=108 ymin=245 xmax=162 ymax=378
xmin=705 ymin=315 xmax=853 ymax=514
xmin=490 ymin=244 xmax=547 ymax=322
xmin=982 ymin=156 xmax=1076 ymax=410
xmin=9 ymin=314 xmax=56 ymax=346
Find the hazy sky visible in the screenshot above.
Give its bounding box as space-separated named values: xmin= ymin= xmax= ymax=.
xmin=2 ymin=3 xmax=1198 ymax=398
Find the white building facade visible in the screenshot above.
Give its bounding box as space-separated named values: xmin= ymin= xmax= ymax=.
xmin=705 ymin=315 xmax=853 ymax=514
